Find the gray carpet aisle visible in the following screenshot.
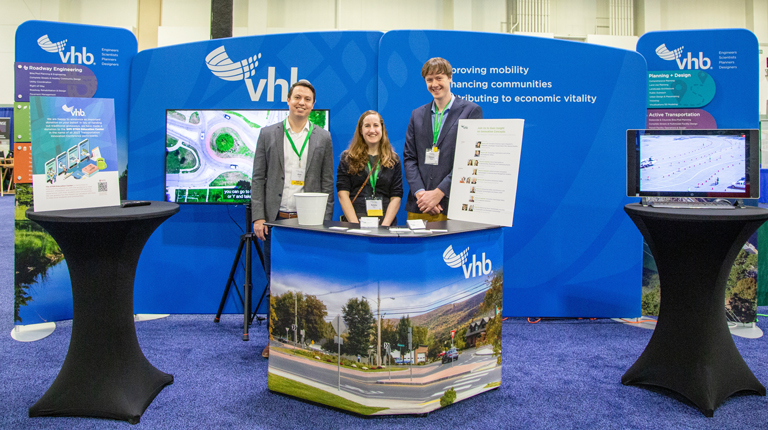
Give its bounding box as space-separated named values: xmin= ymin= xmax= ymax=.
xmin=1 ymin=195 xmax=766 ymax=429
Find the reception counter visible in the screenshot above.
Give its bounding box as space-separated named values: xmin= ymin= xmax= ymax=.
xmin=265 ymin=219 xmax=503 ymax=415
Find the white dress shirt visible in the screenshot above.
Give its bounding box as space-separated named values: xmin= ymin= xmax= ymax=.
xmin=280 ymin=120 xmax=310 ymax=212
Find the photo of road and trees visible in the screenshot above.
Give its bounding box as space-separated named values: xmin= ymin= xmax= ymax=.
xmin=267 ymin=268 xmax=503 ymax=415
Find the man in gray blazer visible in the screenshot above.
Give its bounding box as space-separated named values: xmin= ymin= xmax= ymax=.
xmin=250 ymin=80 xmax=334 ymax=356
xmin=404 ymin=57 xmax=483 ymax=222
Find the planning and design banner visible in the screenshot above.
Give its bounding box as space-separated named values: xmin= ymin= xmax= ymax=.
xmin=638 ymin=29 xmax=757 ymax=130
xmin=14 ymin=21 xmax=136 ymax=325
xmin=637 ymin=29 xmax=760 ymax=323
xmin=379 ymin=30 xmax=646 ymax=317
xmin=267 ymin=227 xmax=502 ymax=415
xmin=30 ymin=96 xmax=119 ymax=212
xmin=447 ymin=118 xmax=524 ymax=227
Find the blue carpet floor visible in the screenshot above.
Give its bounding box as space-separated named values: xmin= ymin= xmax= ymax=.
xmin=1 ymin=194 xmax=767 ymax=429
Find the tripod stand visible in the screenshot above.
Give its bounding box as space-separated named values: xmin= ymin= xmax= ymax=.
xmin=214 ymin=204 xmax=270 ymax=341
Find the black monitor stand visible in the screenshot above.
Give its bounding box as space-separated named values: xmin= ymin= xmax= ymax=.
xmin=214 ymin=204 xmax=270 ymax=341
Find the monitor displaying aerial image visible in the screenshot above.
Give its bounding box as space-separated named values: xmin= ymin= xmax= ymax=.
xmin=626 ymin=129 xmax=759 ymax=198
xmin=165 ymin=109 xmax=329 ymax=204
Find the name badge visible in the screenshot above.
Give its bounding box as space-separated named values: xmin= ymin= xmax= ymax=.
xmin=366 ymin=197 xmax=383 ymax=216
xmin=425 ymin=148 xmax=440 ymax=165
xmin=291 ymin=168 xmax=305 ymax=186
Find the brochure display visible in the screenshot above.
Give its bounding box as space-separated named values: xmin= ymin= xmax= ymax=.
xmin=266 ymin=220 xmax=502 ymax=416
xmin=447 ymin=118 xmax=524 ymax=226
xmin=30 ymin=96 xmax=120 ymax=212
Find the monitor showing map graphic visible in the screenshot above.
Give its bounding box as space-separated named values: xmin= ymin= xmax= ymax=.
xmin=165 ymin=109 xmax=329 ymax=204
xmin=627 ymin=129 xmax=759 ymax=199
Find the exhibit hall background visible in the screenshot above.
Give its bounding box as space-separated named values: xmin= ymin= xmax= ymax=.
xmin=7 ymin=1 xmax=768 ymax=320
xmin=4 ymin=1 xmax=768 ymax=111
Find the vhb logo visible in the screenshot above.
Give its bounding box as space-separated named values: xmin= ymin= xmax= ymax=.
xmin=443 ymin=245 xmax=492 ymax=279
xmin=655 ymin=43 xmax=711 ymax=70
xmin=38 ymin=35 xmax=94 ymax=65
xmin=62 ymin=104 xmax=85 ymax=116
xmin=205 ymin=46 xmax=298 ymax=102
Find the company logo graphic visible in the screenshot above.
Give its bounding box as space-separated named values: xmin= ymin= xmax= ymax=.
xmin=37 ymin=35 xmax=67 ymax=53
xmin=656 ymin=43 xmax=710 ymax=70
xmin=62 ymin=104 xmax=85 ymax=116
xmin=443 ymin=245 xmax=469 ymax=268
xmin=655 ymin=44 xmax=683 ymax=61
xmin=205 ymin=45 xmax=299 ymax=102
xmin=443 ymin=245 xmax=491 ymax=279
xmin=205 ymin=46 xmax=260 ymax=81
xmin=38 ymin=34 xmax=94 ymax=65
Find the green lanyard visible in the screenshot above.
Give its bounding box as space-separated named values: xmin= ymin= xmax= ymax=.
xmin=367 ymin=160 xmax=380 ymax=195
xmin=432 ymin=106 xmax=446 ymax=148
xmin=283 ymin=119 xmax=314 ymax=161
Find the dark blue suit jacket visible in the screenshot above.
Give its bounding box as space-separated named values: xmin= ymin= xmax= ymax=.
xmin=403 ymin=96 xmax=482 ymax=214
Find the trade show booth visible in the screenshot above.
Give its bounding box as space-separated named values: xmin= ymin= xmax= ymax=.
xmin=10 ymin=19 xmax=765 ymax=421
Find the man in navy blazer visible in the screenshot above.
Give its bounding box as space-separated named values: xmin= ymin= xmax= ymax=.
xmin=403 ymin=57 xmax=483 ymax=221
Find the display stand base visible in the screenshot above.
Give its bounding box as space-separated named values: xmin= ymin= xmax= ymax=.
xmin=614 ymin=317 xmax=764 ymax=339
xmin=10 ymin=322 xmax=56 ymax=342
xmin=134 ymin=314 xmax=170 ymax=322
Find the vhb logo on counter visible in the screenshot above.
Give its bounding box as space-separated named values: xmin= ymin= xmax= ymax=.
xmin=37 ymin=34 xmax=94 ymax=65
xmin=443 ymin=245 xmax=492 ymax=279
xmin=656 ymin=43 xmax=711 ymax=70
xmin=205 ymin=46 xmax=299 ymax=102
xmin=62 ymin=104 xmax=85 ymax=116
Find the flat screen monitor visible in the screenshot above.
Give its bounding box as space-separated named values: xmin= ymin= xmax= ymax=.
xmin=165 ymin=109 xmax=330 ymax=204
xmin=627 ymin=129 xmax=759 ymax=199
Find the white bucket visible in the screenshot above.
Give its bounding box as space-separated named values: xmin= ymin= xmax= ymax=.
xmin=294 ymin=193 xmax=329 ymax=225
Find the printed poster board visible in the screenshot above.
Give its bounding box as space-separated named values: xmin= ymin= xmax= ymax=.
xmin=30 ymin=96 xmax=120 ymax=212
xmin=447 ymin=118 xmax=524 ymax=227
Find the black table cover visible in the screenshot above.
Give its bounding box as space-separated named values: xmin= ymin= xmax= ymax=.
xmin=622 ymin=203 xmax=768 ymax=416
xmin=26 ymin=201 xmax=178 ymax=424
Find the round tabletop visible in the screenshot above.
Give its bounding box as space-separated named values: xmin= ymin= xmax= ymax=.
xmin=26 ymin=201 xmax=179 ymax=223
xmin=624 ymin=203 xmax=768 ymax=222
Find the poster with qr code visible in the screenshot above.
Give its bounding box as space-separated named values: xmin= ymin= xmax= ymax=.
xmin=30 ymin=96 xmax=120 ymax=211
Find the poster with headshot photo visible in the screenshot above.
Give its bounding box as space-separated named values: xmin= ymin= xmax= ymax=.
xmin=448 ymin=119 xmax=523 ymax=227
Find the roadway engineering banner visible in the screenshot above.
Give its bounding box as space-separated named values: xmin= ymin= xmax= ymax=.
xmin=13 ymin=21 xmax=136 ymax=325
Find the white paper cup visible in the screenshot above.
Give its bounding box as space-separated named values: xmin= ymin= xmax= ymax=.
xmin=294 ymin=193 xmax=329 ymax=225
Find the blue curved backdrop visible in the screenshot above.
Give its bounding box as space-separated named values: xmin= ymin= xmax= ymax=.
xmin=378 ymin=31 xmax=646 ymax=316
xmin=128 ymin=32 xmax=381 ymax=314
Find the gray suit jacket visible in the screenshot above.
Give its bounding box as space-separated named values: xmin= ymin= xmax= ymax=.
xmin=251 ymin=121 xmax=335 ymax=222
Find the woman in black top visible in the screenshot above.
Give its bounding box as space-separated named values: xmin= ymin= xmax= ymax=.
xmin=337 ymin=110 xmax=403 ymax=226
